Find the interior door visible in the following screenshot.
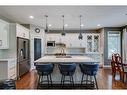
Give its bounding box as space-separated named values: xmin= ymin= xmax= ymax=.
xmin=34 ymin=38 xmax=41 ymax=61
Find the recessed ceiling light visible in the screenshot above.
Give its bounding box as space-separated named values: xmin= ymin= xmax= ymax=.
xmin=29 ymin=16 xmax=34 ymax=19
xmin=97 ymin=24 xmax=101 ymax=27
xmin=48 ymin=24 xmax=52 ymax=27
xmin=64 ymin=24 xmax=68 ymax=27
xmin=80 ymin=24 xmax=84 ymax=27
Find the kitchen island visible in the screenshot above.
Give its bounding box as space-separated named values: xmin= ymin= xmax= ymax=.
xmin=34 ymin=55 xmax=99 ymax=63
xmin=34 ymin=55 xmax=99 ymax=85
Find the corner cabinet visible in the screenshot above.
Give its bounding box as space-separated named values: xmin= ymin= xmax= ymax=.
xmin=86 ymin=34 xmax=100 ymax=53
xmin=0 ymin=19 xmax=9 ymax=49
xmin=16 ymin=24 xmax=30 ymax=39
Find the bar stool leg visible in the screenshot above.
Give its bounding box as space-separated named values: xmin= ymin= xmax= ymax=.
xmin=47 ymin=75 xmax=49 ymax=86
xmin=69 ymin=75 xmax=72 ymax=85
xmin=38 ymin=75 xmax=41 ymax=83
xmin=94 ymin=75 xmax=98 ymax=89
xmin=126 ymin=73 xmax=127 ymax=83
xmin=122 ymin=73 xmax=125 ymax=83
xmin=61 ymin=75 xmax=63 ymax=85
xmin=41 ymin=75 xmax=43 ymax=83
xmin=71 ymin=76 xmax=74 ymax=87
xmin=63 ymin=75 xmax=65 ymax=87
xmin=37 ymin=75 xmax=41 ymax=88
xmin=81 ymin=74 xmax=84 ymax=85
xmin=86 ymin=75 xmax=88 ymax=85
xmin=49 ymin=74 xmax=52 ymax=86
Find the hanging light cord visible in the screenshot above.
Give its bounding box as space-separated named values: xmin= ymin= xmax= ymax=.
xmin=62 ymin=15 xmax=64 ymax=32
xmin=80 ymin=15 xmax=82 ymax=34
xmin=61 ymin=15 xmax=65 ymax=36
xmin=45 ymin=15 xmax=48 ymax=31
xmin=78 ymin=15 xmax=83 ymax=40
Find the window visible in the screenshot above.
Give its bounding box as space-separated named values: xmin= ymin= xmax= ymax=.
xmin=108 ymin=31 xmax=121 ymax=59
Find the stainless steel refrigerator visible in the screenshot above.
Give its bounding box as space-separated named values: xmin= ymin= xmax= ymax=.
xmin=17 ymin=37 xmax=30 ymax=78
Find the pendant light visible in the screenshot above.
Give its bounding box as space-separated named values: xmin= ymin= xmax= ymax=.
xmin=45 ymin=15 xmax=49 ymax=32
xmin=78 ymin=15 xmax=83 ymax=40
xmin=61 ymin=15 xmax=66 ymax=36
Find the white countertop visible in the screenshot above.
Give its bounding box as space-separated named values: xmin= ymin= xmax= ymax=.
xmin=0 ymin=58 xmax=16 ymax=61
xmin=34 ymin=55 xmax=99 ymax=63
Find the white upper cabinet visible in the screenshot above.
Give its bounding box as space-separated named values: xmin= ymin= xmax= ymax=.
xmin=63 ymin=34 xmax=86 ymax=48
xmin=46 ymin=34 xmax=60 ymax=43
xmin=46 ymin=33 xmax=86 ymax=48
xmin=0 ymin=19 xmax=9 ymax=49
xmin=86 ymin=34 xmax=100 ymax=53
xmin=16 ymin=24 xmax=30 ymax=39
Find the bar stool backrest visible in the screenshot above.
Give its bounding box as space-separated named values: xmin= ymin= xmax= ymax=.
xmin=58 ymin=63 xmax=76 ymax=76
xmin=80 ymin=63 xmax=99 ymax=76
xmin=34 ymin=63 xmax=54 ymax=75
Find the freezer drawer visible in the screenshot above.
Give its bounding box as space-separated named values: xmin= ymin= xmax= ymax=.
xmin=18 ymin=60 xmax=30 ymax=77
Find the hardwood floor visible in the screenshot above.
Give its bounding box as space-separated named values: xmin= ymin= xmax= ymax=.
xmin=16 ymin=68 xmax=127 ymax=89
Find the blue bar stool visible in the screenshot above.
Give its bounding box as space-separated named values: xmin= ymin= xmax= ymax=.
xmin=34 ymin=63 xmax=54 ymax=87
xmin=79 ymin=63 xmax=99 ymax=89
xmin=58 ymin=63 xmax=76 ymax=87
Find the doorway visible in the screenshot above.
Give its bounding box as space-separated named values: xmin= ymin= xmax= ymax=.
xmin=34 ymin=38 xmax=41 ymax=61
xmin=104 ymin=31 xmax=121 ymax=66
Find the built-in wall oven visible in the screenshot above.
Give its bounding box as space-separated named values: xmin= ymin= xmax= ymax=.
xmin=47 ymin=41 xmax=55 ymax=47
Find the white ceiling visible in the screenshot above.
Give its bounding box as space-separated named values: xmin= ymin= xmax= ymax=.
xmin=0 ymin=6 xmax=127 ymax=30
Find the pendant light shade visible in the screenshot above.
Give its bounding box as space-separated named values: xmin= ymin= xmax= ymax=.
xmin=61 ymin=15 xmax=66 ymax=36
xmin=78 ymin=32 xmax=83 ymax=39
xmin=45 ymin=15 xmax=49 ymax=32
xmin=78 ymin=15 xmax=83 ymax=40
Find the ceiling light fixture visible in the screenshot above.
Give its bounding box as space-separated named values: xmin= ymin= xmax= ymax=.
xmin=45 ymin=15 xmax=49 ymax=32
xmin=48 ymin=24 xmax=52 ymax=27
xmin=61 ymin=15 xmax=66 ymax=36
xmin=97 ymin=24 xmax=101 ymax=27
xmin=80 ymin=24 xmax=84 ymax=27
xmin=78 ymin=15 xmax=83 ymax=40
xmin=64 ymin=24 xmax=68 ymax=27
xmin=29 ymin=15 xmax=34 ymax=19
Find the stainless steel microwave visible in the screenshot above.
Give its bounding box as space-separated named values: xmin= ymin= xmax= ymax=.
xmin=47 ymin=41 xmax=55 ymax=47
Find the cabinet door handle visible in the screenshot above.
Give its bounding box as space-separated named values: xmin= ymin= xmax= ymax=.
xmin=0 ymin=40 xmax=2 ymax=46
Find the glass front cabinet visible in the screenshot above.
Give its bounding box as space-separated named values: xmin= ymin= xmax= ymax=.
xmin=86 ymin=34 xmax=100 ymax=53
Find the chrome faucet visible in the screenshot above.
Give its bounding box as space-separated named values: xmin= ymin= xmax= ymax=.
xmin=61 ymin=48 xmax=65 ymax=55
